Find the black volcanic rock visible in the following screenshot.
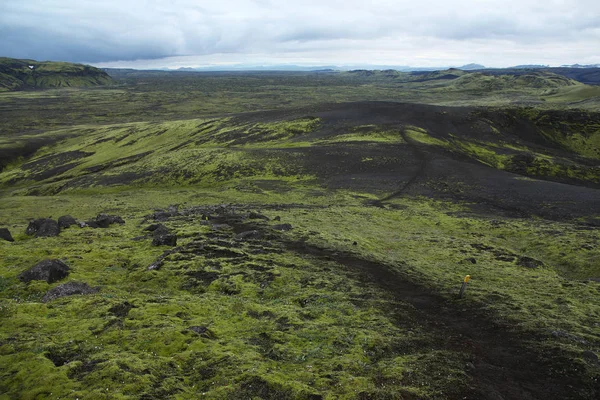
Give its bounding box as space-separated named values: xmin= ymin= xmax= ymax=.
xmin=26 ymin=218 xmax=60 ymax=237
xmin=42 ymin=281 xmax=100 ymax=302
xmin=272 ymin=223 xmax=293 ymax=231
xmin=58 ymin=215 xmax=78 ymax=229
xmin=94 ymin=214 xmax=125 ymax=228
xmin=0 ymin=228 xmax=14 ymax=242
xmin=19 ymin=259 xmax=70 ymax=283
xmin=152 ymin=225 xmax=177 ymax=246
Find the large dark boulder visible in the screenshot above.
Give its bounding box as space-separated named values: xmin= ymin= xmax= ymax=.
xmin=19 ymin=259 xmax=70 ymax=283
xmin=26 ymin=218 xmax=60 ymax=237
xmin=58 ymin=215 xmax=78 ymax=229
xmin=151 ymin=224 xmax=177 ymax=246
xmin=0 ymin=228 xmax=14 ymax=242
xmin=94 ymin=214 xmax=125 ymax=228
xmin=42 ymin=281 xmax=99 ymax=302
xmin=143 ymin=224 xmax=163 ymax=232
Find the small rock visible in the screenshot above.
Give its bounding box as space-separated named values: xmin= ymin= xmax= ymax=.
xmin=235 ymin=230 xmax=262 ymax=241
xmin=0 ymin=228 xmax=14 ymax=242
xmin=82 ymin=220 xmax=100 ymax=229
xmin=582 ymin=350 xmax=598 ymax=363
xmin=57 ymin=215 xmax=78 ymax=229
xmin=153 ymin=211 xmax=173 ymax=221
xmin=352 ymin=241 xmax=357 ymax=246
xmin=143 ymin=224 xmax=163 ymax=232
xmin=517 ymin=256 xmax=544 ymax=269
xmin=152 ymin=228 xmax=177 ymax=247
xmin=272 ymin=223 xmax=292 ymax=231
xmin=211 ymin=224 xmax=232 ymax=231
xmin=466 ymin=257 xmax=477 ymax=264
xmin=248 ymin=212 xmax=269 ymax=220
xmin=147 ymin=261 xmax=163 ymax=271
xmin=273 ymin=216 xmax=281 ymax=221
xmin=42 ymin=281 xmax=99 ymax=302
xmin=19 ymin=259 xmax=70 ymax=283
xmin=94 ymin=214 xmax=125 ymax=228
xmin=26 ymin=218 xmax=60 ymax=237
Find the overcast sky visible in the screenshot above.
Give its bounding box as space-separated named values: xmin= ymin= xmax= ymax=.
xmin=1 ymin=0 xmax=599 ymax=69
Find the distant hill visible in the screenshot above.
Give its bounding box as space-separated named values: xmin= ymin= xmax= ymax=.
xmin=0 ymin=57 xmax=112 ymax=91
xmin=457 ymin=63 xmax=485 ymax=70
xmin=447 ymin=71 xmax=578 ymax=91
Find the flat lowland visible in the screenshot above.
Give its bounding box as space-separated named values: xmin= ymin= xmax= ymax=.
xmin=0 ymin=67 xmax=599 ymax=399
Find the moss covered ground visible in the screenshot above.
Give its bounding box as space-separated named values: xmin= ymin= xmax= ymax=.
xmin=0 ymin=71 xmax=599 ymax=399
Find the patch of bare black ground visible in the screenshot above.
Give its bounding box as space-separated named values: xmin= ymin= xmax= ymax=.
xmin=149 ymin=205 xmax=599 ymax=400
xmin=230 ymin=102 xmax=600 ymax=224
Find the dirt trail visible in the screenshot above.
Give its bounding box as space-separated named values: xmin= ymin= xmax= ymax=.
xmin=279 ymin=238 xmax=595 ymax=400
xmin=378 ymin=127 xmax=429 ymax=202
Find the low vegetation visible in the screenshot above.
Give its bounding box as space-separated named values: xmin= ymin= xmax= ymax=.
xmin=0 ymin=67 xmax=599 ymax=399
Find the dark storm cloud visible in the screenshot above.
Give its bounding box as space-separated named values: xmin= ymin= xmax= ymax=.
xmin=0 ymin=0 xmax=598 ymax=66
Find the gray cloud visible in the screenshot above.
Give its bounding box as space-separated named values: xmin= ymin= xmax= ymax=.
xmin=0 ymin=0 xmax=599 ymax=67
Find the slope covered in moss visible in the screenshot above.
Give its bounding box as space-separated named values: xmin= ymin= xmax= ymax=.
xmin=0 ymin=57 xmax=112 ymax=91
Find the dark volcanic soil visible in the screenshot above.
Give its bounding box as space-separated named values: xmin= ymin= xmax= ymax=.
xmin=233 ymin=102 xmax=600 ymax=224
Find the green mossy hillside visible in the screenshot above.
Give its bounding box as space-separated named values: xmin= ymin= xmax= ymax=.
xmin=0 ymin=57 xmax=112 ymax=91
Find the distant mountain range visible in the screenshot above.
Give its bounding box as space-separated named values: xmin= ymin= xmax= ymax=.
xmin=162 ymin=63 xmax=600 ymax=73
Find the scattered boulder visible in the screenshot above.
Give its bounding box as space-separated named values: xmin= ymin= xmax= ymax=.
xmin=26 ymin=218 xmax=60 ymax=237
xmin=517 ymin=256 xmax=544 ymax=269
xmin=57 ymin=215 xmax=78 ymax=229
xmin=42 ymin=281 xmax=99 ymax=302
xmin=152 ymin=207 xmax=179 ymax=221
xmin=272 ymin=223 xmax=293 ymax=231
xmin=0 ymin=228 xmax=14 ymax=242
xmin=80 ymin=221 xmax=98 ymax=228
xmin=94 ymin=214 xmax=125 ymax=228
xmin=19 ymin=259 xmax=70 ymax=284
xmin=248 ymin=212 xmax=269 ymax=220
xmin=235 ymin=230 xmax=263 ymax=241
xmin=81 ymin=214 xmax=124 ymax=229
xmin=152 ymin=224 xmax=170 ymax=236
xmin=143 ymin=224 xmax=163 ymax=232
xmin=152 ymin=225 xmax=177 ymax=247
